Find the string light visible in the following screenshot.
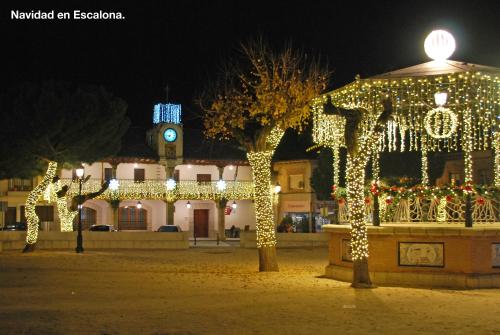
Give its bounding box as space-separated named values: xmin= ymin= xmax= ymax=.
xmin=25 ymin=162 xmax=58 ymax=245
xmin=59 ymin=179 xmax=255 ymax=201
xmin=437 ymin=197 xmax=447 ymax=222
xmin=312 ymin=104 xmax=346 ymax=188
xmin=248 ymin=150 xmax=276 ymax=248
xmin=495 ymin=132 xmax=500 ymax=187
xmin=424 ymin=107 xmax=458 ymax=139
xmin=153 ymin=103 xmax=182 ymax=124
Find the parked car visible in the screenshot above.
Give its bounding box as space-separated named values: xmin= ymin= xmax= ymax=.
xmin=156 ymin=225 xmax=182 ymax=232
xmin=89 ymin=224 xmax=117 ymax=232
xmin=2 ymin=222 xmax=27 ymax=231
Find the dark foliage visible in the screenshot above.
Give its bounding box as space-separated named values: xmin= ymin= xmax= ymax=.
xmin=0 ymin=81 xmax=130 ymax=178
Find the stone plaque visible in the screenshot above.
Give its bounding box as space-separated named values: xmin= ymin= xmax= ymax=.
xmin=341 ymin=239 xmax=352 ymax=262
xmin=492 ymin=243 xmax=500 ymax=268
xmin=399 ymin=242 xmax=444 ymax=267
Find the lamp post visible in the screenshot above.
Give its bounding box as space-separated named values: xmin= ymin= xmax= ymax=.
xmin=75 ymin=166 xmax=85 ymax=253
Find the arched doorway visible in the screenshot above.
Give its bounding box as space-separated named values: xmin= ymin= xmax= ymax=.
xmin=118 ymin=206 xmax=147 ymax=230
xmin=73 ymin=207 xmax=97 ymax=230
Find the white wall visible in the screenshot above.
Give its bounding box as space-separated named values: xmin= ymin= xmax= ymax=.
xmin=224 ymin=200 xmax=256 ymax=230
xmin=61 ymin=163 xmax=252 ymax=182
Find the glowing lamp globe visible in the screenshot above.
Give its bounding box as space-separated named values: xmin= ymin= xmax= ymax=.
xmin=166 ymin=178 xmax=176 ymax=191
xmin=109 ymin=179 xmax=120 ymax=191
xmin=216 ymin=179 xmax=227 ymax=191
xmin=424 ymin=30 xmax=456 ymax=61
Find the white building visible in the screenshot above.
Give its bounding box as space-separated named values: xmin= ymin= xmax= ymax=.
xmin=0 ymin=103 xmax=324 ymax=237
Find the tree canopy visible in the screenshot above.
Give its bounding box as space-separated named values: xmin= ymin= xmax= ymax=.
xmin=202 ymin=40 xmax=329 ymax=152
xmin=0 ymin=81 xmax=130 ymax=177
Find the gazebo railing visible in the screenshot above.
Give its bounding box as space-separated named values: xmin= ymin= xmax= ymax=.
xmin=337 ymin=196 xmax=498 ymax=224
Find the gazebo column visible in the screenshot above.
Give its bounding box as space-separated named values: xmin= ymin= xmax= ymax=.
xmin=371 ymin=150 xmax=380 ymax=226
xmin=420 ymin=135 xmax=429 ymax=186
xmin=494 ymin=132 xmax=499 ymax=188
xmin=463 ymin=108 xmax=474 ymax=227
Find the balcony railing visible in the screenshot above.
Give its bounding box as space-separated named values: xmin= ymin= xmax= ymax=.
xmin=60 ymin=179 xmax=255 ymax=201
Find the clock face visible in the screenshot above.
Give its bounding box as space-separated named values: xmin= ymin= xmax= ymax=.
xmin=163 ymin=128 xmax=177 ymax=142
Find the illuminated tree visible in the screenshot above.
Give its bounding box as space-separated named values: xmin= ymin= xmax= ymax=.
xmin=201 ymin=41 xmax=328 ymax=271
xmin=0 ymin=81 xmax=129 ymax=252
xmin=326 ymin=99 xmax=393 ymax=287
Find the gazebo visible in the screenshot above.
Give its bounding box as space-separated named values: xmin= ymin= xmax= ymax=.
xmin=316 ymin=30 xmax=500 ymax=288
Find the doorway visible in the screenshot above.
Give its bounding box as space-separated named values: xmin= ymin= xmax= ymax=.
xmin=193 ymin=209 xmax=209 ymax=237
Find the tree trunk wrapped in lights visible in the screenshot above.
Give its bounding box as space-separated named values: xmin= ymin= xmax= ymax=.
xmin=346 ymin=154 xmax=371 ymax=285
xmin=57 ymin=195 xmax=78 ymax=232
xmin=201 ymin=40 xmax=328 ymax=272
xmin=248 ymin=150 xmax=278 ymax=271
xmin=337 ymin=99 xmax=394 ymax=287
xmin=23 ymin=161 xmax=58 ymax=252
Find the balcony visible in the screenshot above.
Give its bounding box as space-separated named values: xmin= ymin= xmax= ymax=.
xmin=60 ymin=179 xmax=255 ymax=201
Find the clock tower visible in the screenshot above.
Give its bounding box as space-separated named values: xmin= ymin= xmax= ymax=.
xmin=146 ymin=103 xmax=184 ymax=177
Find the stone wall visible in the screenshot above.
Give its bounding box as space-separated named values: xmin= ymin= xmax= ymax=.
xmin=0 ymin=231 xmax=189 ymax=250
xmin=240 ymin=231 xmax=329 ymax=248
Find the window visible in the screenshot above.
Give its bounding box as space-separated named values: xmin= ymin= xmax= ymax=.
xmin=289 ymin=174 xmax=305 ymax=190
xmin=134 ymin=168 xmax=145 ymax=182
xmin=197 ymin=174 xmax=211 ymax=182
xmin=35 ymin=206 xmax=54 ymax=222
xmin=73 ymin=207 xmax=97 ymax=230
xmin=104 ymin=168 xmax=113 ymax=181
xmin=8 ymin=178 xmax=33 ymax=191
xmin=477 ymin=169 xmax=491 ymax=185
xmin=118 ymin=206 xmax=147 ymax=230
xmin=448 ymin=172 xmax=461 ymax=186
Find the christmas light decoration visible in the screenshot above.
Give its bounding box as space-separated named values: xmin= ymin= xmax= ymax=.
xmin=25 ymin=162 xmax=58 ymax=245
xmin=153 ymin=103 xmax=181 ymax=124
xmin=424 ymin=30 xmax=456 ymax=61
xmin=463 ymin=108 xmax=474 ymax=183
xmin=248 ymin=150 xmax=276 ymax=248
xmin=312 ymin=104 xmax=347 ymax=188
xmin=60 ymin=179 xmax=255 ymax=201
xmin=495 ymin=132 xmax=500 ymax=187
xmin=424 ymin=107 xmax=458 ymax=139
xmin=437 ymin=197 xmax=447 ymax=222
xmin=346 ymin=153 xmax=370 ymax=261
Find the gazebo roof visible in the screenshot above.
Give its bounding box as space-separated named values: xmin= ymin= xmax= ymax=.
xmin=369 ymin=60 xmax=500 ymax=79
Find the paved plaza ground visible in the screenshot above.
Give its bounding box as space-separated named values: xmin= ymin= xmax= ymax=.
xmin=1 ymin=246 xmax=500 ymax=335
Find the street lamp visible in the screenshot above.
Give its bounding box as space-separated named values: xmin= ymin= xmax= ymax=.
xmin=75 ymin=166 xmax=85 ymax=253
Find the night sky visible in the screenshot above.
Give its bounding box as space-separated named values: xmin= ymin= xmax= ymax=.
xmin=2 ymin=0 xmax=500 ymax=130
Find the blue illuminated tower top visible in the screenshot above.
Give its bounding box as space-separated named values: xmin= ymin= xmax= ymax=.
xmin=153 ymin=103 xmax=182 ymax=124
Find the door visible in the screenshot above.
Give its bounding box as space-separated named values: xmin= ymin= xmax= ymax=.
xmin=5 ymin=207 xmax=16 ymax=224
xmin=193 ymin=209 xmax=209 ymax=237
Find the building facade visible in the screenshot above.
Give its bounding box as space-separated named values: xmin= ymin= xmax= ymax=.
xmin=0 ymin=103 xmax=320 ymax=236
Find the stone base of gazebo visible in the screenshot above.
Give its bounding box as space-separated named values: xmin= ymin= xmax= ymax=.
xmin=323 ymin=223 xmax=500 ymax=289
